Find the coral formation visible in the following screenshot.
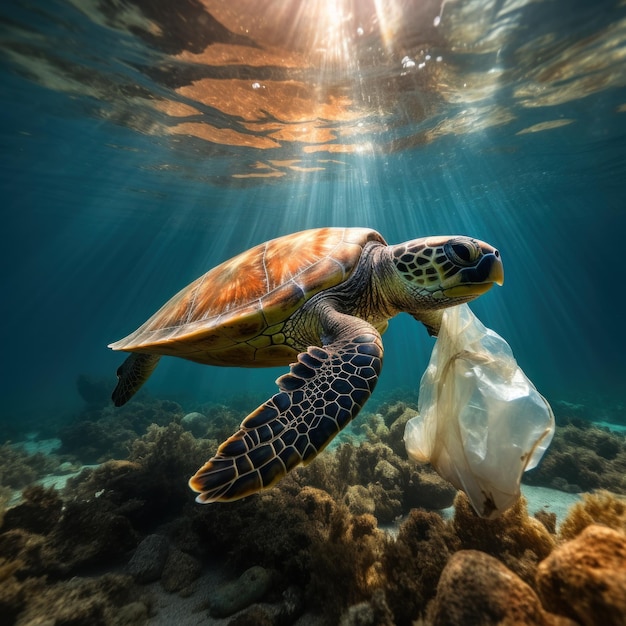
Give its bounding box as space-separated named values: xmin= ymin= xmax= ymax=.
xmin=1 ymin=391 xmax=625 ymax=625
xmin=428 ymin=550 xmax=576 ymax=626
xmin=452 ymin=492 xmax=556 ymax=585
xmin=57 ymin=397 xmax=188 ymax=464
xmin=381 ymin=508 xmax=459 ymax=625
xmin=8 ymin=573 xmax=148 ymax=626
xmin=0 ymin=442 xmax=60 ymax=490
xmin=558 ymin=489 xmax=626 ymax=540
xmin=525 ymin=419 xmax=626 ymax=494
xmin=537 ymin=524 xmax=626 ymax=626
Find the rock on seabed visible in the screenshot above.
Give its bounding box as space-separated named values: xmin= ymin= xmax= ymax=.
xmin=536 ymin=524 xmax=626 ymax=626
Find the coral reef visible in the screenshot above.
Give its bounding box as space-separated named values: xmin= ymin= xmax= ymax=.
xmin=536 ymin=524 xmax=626 ymax=626
xmin=2 ymin=572 xmax=149 ymax=626
xmin=525 ymin=419 xmax=626 ymax=494
xmin=2 ymin=391 xmax=626 ymax=625
xmin=558 ymin=489 xmax=626 ymax=540
xmin=452 ymin=492 xmax=556 ymax=585
xmin=300 ymin=403 xmax=457 ymax=523
xmin=381 ymin=508 xmax=459 ymax=625
xmin=428 ymin=550 xmax=576 ymax=626
xmin=0 ymin=442 xmax=60 ymax=490
xmin=57 ymin=397 xmax=186 ymax=464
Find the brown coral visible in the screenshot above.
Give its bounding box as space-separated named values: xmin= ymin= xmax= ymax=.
xmin=429 ymin=550 xmax=576 ymax=626
xmin=452 ymin=492 xmax=555 ymax=586
xmin=0 ymin=443 xmax=59 ymax=490
xmin=558 ymin=489 xmax=626 ymax=541
xmin=536 ymin=524 xmax=626 ymax=626
xmin=381 ymin=509 xmax=459 ymax=625
xmin=526 ymin=423 xmax=626 ymax=494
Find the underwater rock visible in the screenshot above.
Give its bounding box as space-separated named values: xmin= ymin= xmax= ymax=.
xmin=160 ymin=546 xmax=202 ymax=593
xmin=339 ymin=589 xmax=395 ymax=626
xmin=58 ymin=460 xmax=81 ymax=474
xmin=115 ymin=600 xmax=150 ymax=625
xmin=226 ymin=605 xmax=276 ymax=626
xmin=224 ymin=584 xmax=305 ymax=626
xmin=279 ymin=585 xmax=305 ymax=624
xmin=367 ymin=483 xmax=403 ymax=523
xmin=343 ymin=482 xmax=402 ymax=524
xmin=127 ymin=534 xmax=170 ymax=583
xmin=0 ymin=556 xmax=40 ymax=624
xmin=404 ymin=467 xmax=457 ymax=511
xmin=209 ymin=565 xmax=273 ymax=618
xmin=373 ymin=459 xmax=401 ymax=490
xmin=386 ymin=406 xmax=418 ymax=456
xmin=58 ymin=419 xmax=127 ymax=464
xmin=536 ymin=524 xmax=626 ymax=626
xmin=180 ymin=411 xmax=210 ymax=438
xmin=58 ymin=397 xmax=186 ymax=465
xmin=47 ymin=498 xmax=138 ymax=576
xmin=429 ymin=550 xmax=575 ymax=626
xmin=1 ymin=493 xmax=138 ymax=579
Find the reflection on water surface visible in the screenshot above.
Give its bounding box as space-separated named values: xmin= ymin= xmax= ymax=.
xmin=4 ymin=0 xmax=626 ymax=178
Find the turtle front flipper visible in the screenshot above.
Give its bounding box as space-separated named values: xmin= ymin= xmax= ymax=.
xmin=111 ymin=353 xmax=161 ymax=406
xmin=189 ymin=311 xmax=383 ymax=503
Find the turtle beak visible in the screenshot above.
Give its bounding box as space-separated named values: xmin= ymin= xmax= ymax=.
xmin=489 ymin=251 xmax=505 ymax=286
xmin=442 ymin=251 xmax=504 ymax=298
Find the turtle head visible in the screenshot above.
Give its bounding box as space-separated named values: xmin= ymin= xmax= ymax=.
xmin=389 ymin=235 xmax=503 ymax=328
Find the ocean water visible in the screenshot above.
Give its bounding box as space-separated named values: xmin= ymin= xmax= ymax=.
xmin=2 ymin=0 xmax=625 ymax=431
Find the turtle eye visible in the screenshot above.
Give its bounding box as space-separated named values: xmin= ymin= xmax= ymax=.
xmin=445 ymin=239 xmax=480 ymax=266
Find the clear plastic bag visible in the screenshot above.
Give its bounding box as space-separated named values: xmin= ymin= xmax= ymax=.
xmin=404 ymin=304 xmax=555 ymax=518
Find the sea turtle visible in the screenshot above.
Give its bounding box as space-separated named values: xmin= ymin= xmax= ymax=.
xmin=109 ymin=227 xmax=503 ymax=503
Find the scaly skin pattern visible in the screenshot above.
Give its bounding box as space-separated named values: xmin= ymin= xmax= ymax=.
xmin=109 ymin=227 xmax=503 ymax=502
xmin=189 ymin=310 xmax=383 ymax=502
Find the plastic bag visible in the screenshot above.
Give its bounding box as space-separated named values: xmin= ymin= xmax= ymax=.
xmin=404 ymin=303 xmax=555 ymax=518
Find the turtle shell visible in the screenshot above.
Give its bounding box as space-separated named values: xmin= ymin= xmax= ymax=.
xmin=109 ymin=227 xmax=386 ymax=366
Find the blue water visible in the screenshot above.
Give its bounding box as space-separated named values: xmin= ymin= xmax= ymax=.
xmin=1 ymin=0 xmax=625 ymax=432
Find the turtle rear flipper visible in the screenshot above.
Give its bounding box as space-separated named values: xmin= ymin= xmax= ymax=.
xmin=112 ymin=353 xmax=161 ymax=406
xmin=189 ymin=311 xmax=383 ymax=503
